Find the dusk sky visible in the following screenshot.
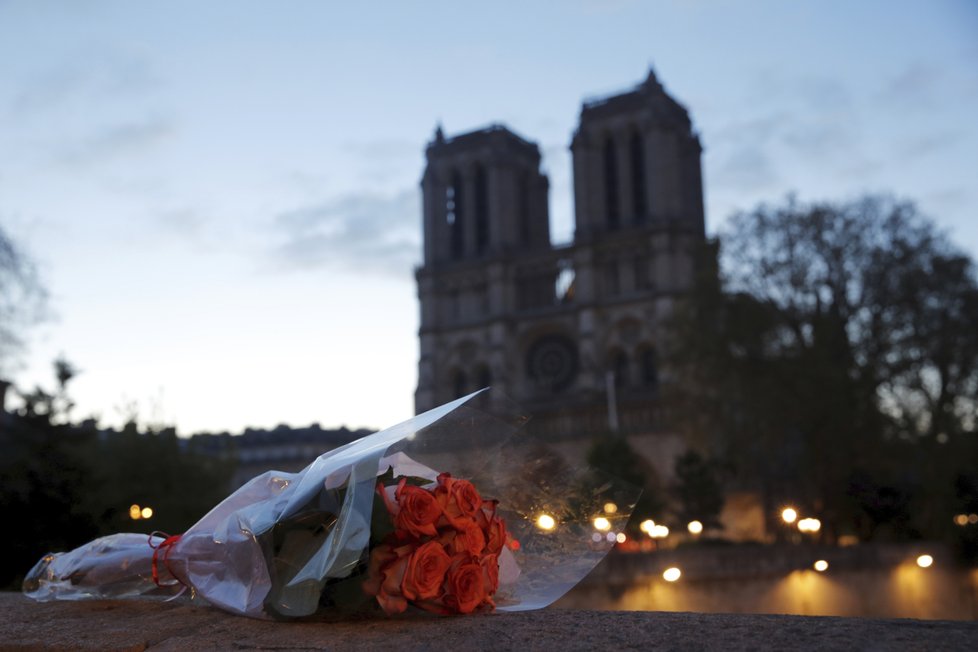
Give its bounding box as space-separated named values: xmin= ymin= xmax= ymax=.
xmin=1 ymin=1 xmax=976 ymax=435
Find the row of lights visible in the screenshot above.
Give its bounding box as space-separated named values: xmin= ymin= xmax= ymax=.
xmin=594 ymin=506 xmax=629 ymax=545
xmin=536 ymin=504 xmax=706 ymax=542
xmin=953 ymin=513 xmax=978 ymax=526
xmin=782 ymin=508 xmax=821 ymax=533
xmin=535 ymin=507 xmax=936 ymax=585
xmin=129 ymin=504 xmax=154 ymax=520
xmin=810 ymin=554 xmax=933 ymax=573
xmin=660 ymin=554 xmax=934 ymax=585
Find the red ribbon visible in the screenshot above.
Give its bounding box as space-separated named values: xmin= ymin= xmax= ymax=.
xmin=148 ymin=532 xmax=183 ymax=588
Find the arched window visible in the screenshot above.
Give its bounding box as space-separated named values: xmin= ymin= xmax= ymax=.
xmin=518 ymin=173 xmax=531 ymax=245
xmin=612 ymin=350 xmax=629 ymax=388
xmin=475 ymin=165 xmax=489 ymax=254
xmin=453 ymin=370 xmax=468 ymax=399
xmin=630 ymin=130 xmax=647 ymax=223
xmin=606 ymin=261 xmax=620 ymax=295
xmin=633 ymin=256 xmax=651 ymax=291
xmin=449 ymin=171 xmax=464 ymax=258
xmin=603 ymin=137 xmax=619 ymax=230
xmin=641 ymin=348 xmax=659 ymax=389
xmin=476 ymin=365 xmax=491 ymax=389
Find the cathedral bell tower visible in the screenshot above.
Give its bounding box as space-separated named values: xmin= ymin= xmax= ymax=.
xmin=571 ymin=69 xmax=705 ymax=240
xmin=415 ymin=124 xmax=550 ymax=411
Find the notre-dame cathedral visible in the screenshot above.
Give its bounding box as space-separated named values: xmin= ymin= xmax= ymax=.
xmin=415 ymin=70 xmax=705 ymax=449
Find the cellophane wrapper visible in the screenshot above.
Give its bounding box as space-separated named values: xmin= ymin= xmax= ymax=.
xmin=23 ymin=389 xmax=639 ymax=618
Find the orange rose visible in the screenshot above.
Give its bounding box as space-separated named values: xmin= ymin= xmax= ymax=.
xmin=363 ymin=543 xmax=411 ymax=615
xmin=362 ymin=543 xmax=395 ymax=599
xmin=486 ymin=515 xmax=507 ymax=554
xmin=439 ymin=474 xmax=483 ymax=518
xmin=444 ymin=556 xmax=487 ymax=614
xmin=401 ymin=541 xmax=451 ymax=601
xmin=481 ymin=553 xmax=499 ymax=595
xmin=451 ymin=521 xmax=486 ymax=557
xmin=394 ymin=478 xmax=441 ymax=538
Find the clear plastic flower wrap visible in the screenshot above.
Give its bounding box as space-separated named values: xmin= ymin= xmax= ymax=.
xmin=23 ymin=390 xmax=639 ymax=619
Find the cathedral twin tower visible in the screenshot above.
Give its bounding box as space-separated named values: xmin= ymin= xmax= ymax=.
xmin=415 ymin=70 xmax=706 ymax=439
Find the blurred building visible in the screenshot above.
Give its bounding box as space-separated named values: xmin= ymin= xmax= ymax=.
xmin=415 ymin=70 xmax=705 ymax=456
xmin=190 ymin=424 xmax=370 ymax=488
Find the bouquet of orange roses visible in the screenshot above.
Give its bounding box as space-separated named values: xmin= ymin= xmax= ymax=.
xmin=23 ymin=390 xmax=638 ymax=619
xmin=363 ymin=472 xmax=512 ymax=615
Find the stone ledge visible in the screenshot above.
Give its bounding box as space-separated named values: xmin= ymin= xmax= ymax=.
xmin=2 ymin=593 xmax=976 ymax=651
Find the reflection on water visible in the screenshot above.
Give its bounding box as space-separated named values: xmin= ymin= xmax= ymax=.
xmin=557 ymin=548 xmax=978 ymax=621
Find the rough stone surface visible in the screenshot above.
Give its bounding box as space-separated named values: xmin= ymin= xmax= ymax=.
xmin=2 ymin=592 xmax=976 ymax=651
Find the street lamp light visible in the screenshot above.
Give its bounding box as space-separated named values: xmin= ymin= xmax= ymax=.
xmin=798 ymin=518 xmax=821 ymax=533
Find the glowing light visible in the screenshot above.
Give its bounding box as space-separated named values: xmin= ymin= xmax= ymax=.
xmin=662 ymin=567 xmax=682 ymax=582
xmin=605 ymin=532 xmax=616 ymax=542
xmin=798 ymin=518 xmax=821 ymax=533
xmin=615 ymin=532 xmax=627 ymax=543
xmin=640 ymin=519 xmax=656 ymax=534
xmin=916 ymin=554 xmax=933 ymax=568
xmin=603 ymin=502 xmax=618 ymax=514
xmin=129 ymin=504 xmax=141 ymax=520
xmin=141 ymin=507 xmax=153 ymax=519
xmin=781 ymin=508 xmax=798 ymax=524
xmin=536 ymin=514 xmax=556 ymax=531
xmin=954 ymin=514 xmax=969 ymax=526
xmin=591 ymin=533 xmax=602 ymax=542
xmin=687 ymin=520 xmax=703 ymax=535
xmin=970 ymin=514 xmax=978 ymax=525
xmin=593 ymin=516 xmax=612 ymax=532
xmin=651 ymin=524 xmax=670 ymax=538
xmin=814 ymin=560 xmax=829 ymax=572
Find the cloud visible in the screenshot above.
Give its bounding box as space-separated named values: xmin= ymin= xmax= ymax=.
xmin=58 ymin=117 xmax=175 ymax=166
xmin=709 ymin=112 xmax=786 ymax=191
xmin=710 ymin=70 xmax=871 ymax=188
xmin=712 ymin=113 xmax=789 ymax=148
xmin=746 ymin=72 xmax=854 ymax=113
xmin=9 ymin=54 xmax=161 ymax=117
xmin=342 ymin=139 xmax=418 ymax=160
xmin=712 ymin=144 xmax=781 ymax=192
xmin=793 ymin=77 xmax=853 ymax=114
xmin=270 ymin=189 xmax=421 ymax=277
xmin=896 ymin=131 xmax=957 ymax=159
xmin=781 ymin=119 xmax=855 ymax=161
xmin=156 ymin=208 xmax=206 ymax=238
xmin=875 ymin=63 xmax=942 ymax=110
xmin=924 ymin=186 xmax=971 ymax=215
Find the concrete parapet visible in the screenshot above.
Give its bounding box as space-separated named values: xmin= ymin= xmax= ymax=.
xmin=2 ymin=592 xmax=977 ymax=651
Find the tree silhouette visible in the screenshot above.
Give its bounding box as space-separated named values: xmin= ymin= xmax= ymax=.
xmin=0 ymin=223 xmax=47 ymax=375
xmin=586 ymin=435 xmax=665 ymax=535
xmin=665 ymin=195 xmax=978 ymax=542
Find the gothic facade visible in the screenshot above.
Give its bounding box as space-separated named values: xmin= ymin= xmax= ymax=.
xmin=415 ymin=70 xmax=706 ymax=440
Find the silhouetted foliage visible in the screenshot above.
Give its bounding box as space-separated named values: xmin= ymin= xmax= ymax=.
xmin=845 ymin=471 xmax=918 ymax=541
xmin=587 ymin=435 xmax=664 ymax=534
xmin=665 ymin=195 xmax=978 ymax=545
xmin=954 ymin=472 xmax=978 ymax=562
xmin=672 ymin=451 xmax=725 ymax=531
xmin=0 ymin=361 xmax=234 ymax=589
xmin=0 ymin=223 xmax=47 ymax=374
xmin=0 ymin=414 xmax=101 ymax=591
